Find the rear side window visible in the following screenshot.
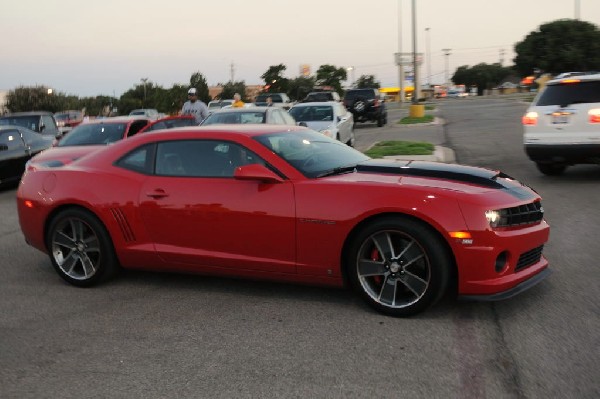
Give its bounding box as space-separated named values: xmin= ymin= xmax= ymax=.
xmin=344 ymin=89 xmax=375 ymax=101
xmin=536 ymin=81 xmax=600 ymax=106
xmin=115 ymin=144 xmax=155 ymax=174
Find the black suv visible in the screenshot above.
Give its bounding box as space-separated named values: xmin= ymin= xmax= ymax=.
xmin=343 ymin=88 xmax=387 ymax=127
xmin=0 ymin=111 xmax=59 ymax=137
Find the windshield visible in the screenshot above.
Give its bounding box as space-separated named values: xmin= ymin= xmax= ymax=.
xmin=202 ymin=111 xmax=266 ymax=125
xmin=0 ymin=115 xmax=40 ymax=131
xmin=254 ymin=130 xmax=369 ymax=178
xmin=58 ymin=123 xmax=127 ymax=146
xmin=289 ymin=106 xmax=334 ymax=122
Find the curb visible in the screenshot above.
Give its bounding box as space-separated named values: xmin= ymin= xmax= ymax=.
xmin=383 ymin=145 xmax=456 ymax=163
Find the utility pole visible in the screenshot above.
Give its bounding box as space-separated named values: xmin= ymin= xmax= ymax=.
xmin=411 ymin=0 xmax=419 ymax=104
xmin=425 ymin=27 xmax=431 ymax=87
xmin=499 ymin=48 xmax=505 ymax=66
xmin=230 ymin=61 xmax=235 ymax=83
xmin=575 ymin=0 xmax=580 ymax=19
xmin=442 ymin=49 xmax=451 ymax=86
xmin=398 ymin=0 xmax=405 ymax=103
xmin=140 ymin=78 xmax=148 ymax=107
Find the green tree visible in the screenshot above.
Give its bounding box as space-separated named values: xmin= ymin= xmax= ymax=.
xmin=219 ymin=81 xmax=248 ymax=101
xmin=316 ymin=65 xmax=347 ymax=94
xmin=288 ymin=76 xmax=316 ymax=101
xmin=189 ymin=72 xmax=211 ymax=104
xmin=452 ymin=63 xmax=513 ymax=95
xmin=260 ymin=64 xmax=289 ymax=93
xmin=513 ymin=19 xmax=600 ymax=76
xmin=6 ymin=86 xmax=62 ymax=113
xmin=356 ymin=75 xmax=381 ymax=89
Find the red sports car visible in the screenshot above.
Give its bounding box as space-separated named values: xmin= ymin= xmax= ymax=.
xmin=16 ymin=125 xmax=550 ymax=316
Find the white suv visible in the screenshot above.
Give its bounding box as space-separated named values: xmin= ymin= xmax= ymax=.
xmin=523 ymin=72 xmax=600 ymax=175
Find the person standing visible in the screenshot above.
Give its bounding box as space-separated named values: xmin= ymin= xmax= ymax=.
xmin=232 ymin=93 xmax=245 ymax=108
xmin=266 ymin=96 xmax=274 ymax=107
xmin=181 ymin=88 xmax=209 ymax=124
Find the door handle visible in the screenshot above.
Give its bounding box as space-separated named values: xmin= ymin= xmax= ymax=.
xmin=146 ymin=189 xmax=169 ymax=199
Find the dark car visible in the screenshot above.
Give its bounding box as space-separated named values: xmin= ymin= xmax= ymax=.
xmin=0 ymin=111 xmax=60 ymax=137
xmin=343 ymin=88 xmax=387 ymax=127
xmin=0 ymin=126 xmax=54 ymax=188
xmin=201 ymin=107 xmax=296 ymax=126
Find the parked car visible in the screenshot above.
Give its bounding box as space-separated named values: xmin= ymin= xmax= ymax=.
xmin=301 ymin=91 xmax=341 ymax=103
xmin=289 ymin=101 xmax=354 ymax=146
xmin=138 ymin=115 xmax=197 ymax=133
xmin=55 ymin=110 xmax=84 ymax=136
xmin=208 ymin=100 xmax=234 ymax=113
xmin=254 ymin=93 xmax=293 ymax=109
xmin=0 ymin=126 xmax=54 ymax=188
xmin=28 ymin=116 xmax=151 ymax=169
xmin=201 ymin=107 xmax=296 ymax=126
xmin=129 ymin=109 xmax=160 ymax=120
xmin=343 ymin=88 xmax=387 ymax=127
xmin=522 ymin=72 xmax=600 ymax=175
xmin=0 ymin=111 xmax=60 ymax=137
xmin=17 ymin=125 xmax=550 ymax=317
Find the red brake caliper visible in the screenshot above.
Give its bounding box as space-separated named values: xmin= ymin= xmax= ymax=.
xmin=371 ymin=248 xmax=382 ymax=284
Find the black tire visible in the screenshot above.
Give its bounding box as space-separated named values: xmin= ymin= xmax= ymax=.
xmin=46 ymin=208 xmax=119 ymax=287
xmin=536 ymin=162 xmax=567 ymax=176
xmin=377 ymin=113 xmax=384 ymax=127
xmin=346 ymin=216 xmax=451 ymax=317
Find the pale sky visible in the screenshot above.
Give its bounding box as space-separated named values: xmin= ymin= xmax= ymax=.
xmin=1 ymin=0 xmax=598 ymax=97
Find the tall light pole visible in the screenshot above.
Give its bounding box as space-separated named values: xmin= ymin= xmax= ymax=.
xmin=398 ymin=0 xmax=405 ymax=103
xmin=141 ymin=78 xmax=148 ymax=107
xmin=346 ymin=66 xmax=355 ymax=87
xmin=575 ymin=0 xmax=580 ymax=19
xmin=425 ymin=27 xmax=431 ymax=87
xmin=411 ymin=0 xmax=419 ymax=104
xmin=442 ymin=49 xmax=451 ymax=86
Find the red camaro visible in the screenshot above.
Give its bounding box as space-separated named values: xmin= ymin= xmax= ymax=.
xmin=16 ymin=125 xmax=550 ymax=316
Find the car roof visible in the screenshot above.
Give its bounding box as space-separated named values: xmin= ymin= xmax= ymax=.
xmin=292 ymin=102 xmax=336 ymax=107
xmin=147 ymin=124 xmax=306 ymax=138
xmin=547 ymin=72 xmax=600 ymax=85
xmin=208 ymin=107 xmax=270 ymax=114
xmin=2 ymin=111 xmax=55 ymax=117
xmin=82 ymin=116 xmax=150 ymax=124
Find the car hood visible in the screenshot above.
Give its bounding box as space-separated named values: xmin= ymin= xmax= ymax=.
xmin=29 ymin=145 xmax=105 ymax=167
xmin=302 ymin=121 xmax=334 ymax=131
xmin=337 ymin=159 xmax=537 ymax=200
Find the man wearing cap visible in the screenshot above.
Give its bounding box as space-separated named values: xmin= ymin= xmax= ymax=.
xmin=181 ymin=88 xmax=209 ymax=124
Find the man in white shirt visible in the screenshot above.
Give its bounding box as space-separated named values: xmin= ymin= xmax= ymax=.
xmin=181 ymin=88 xmax=209 ymax=124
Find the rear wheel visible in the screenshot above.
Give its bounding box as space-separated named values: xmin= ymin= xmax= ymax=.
xmin=46 ymin=208 xmax=119 ymax=287
xmin=536 ymin=162 xmax=567 ymax=176
xmin=346 ymin=217 xmax=451 ymax=316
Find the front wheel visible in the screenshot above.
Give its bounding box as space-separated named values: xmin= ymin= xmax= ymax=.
xmin=346 ymin=217 xmax=451 ymax=316
xmin=536 ymin=162 xmax=566 ymax=176
xmin=46 ymin=208 xmax=119 ymax=287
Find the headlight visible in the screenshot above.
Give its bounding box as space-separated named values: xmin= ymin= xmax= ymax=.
xmin=485 ymin=210 xmax=501 ymax=227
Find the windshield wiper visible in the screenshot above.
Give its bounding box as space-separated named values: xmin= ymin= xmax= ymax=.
xmin=316 ymin=165 xmax=357 ymax=178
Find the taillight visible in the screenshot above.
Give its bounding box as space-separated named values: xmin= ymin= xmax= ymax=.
xmin=522 ymin=111 xmax=538 ymax=125
xmin=589 ymin=109 xmax=600 ymax=123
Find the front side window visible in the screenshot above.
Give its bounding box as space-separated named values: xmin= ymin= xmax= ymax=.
xmin=0 ymin=129 xmax=24 ymax=151
xmin=155 ymin=140 xmax=265 ymax=177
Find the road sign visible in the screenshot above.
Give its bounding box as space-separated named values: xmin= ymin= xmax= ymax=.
xmin=394 ymin=52 xmax=423 ymax=66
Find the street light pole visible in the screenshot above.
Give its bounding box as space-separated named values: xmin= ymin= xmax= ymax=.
xmin=425 ymin=27 xmax=431 ymax=88
xmin=398 ymin=0 xmax=405 ymax=103
xmin=141 ymin=78 xmax=148 ymax=107
xmin=442 ymin=49 xmax=451 ymax=86
xmin=411 ymin=0 xmax=419 ymax=104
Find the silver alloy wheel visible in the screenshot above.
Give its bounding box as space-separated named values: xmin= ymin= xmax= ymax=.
xmin=51 ymin=217 xmax=101 ymax=281
xmin=356 ymin=229 xmax=431 ymax=309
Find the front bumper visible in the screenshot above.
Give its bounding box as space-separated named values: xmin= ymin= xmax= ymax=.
xmin=459 ymin=267 xmax=551 ymax=301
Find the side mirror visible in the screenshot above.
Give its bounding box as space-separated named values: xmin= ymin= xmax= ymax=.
xmin=298 ymin=122 xmax=308 ymax=127
xmin=234 ymin=164 xmax=283 ymax=184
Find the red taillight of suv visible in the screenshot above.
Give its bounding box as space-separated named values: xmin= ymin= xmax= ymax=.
xmin=589 ymin=109 xmax=600 ymax=123
xmin=522 ymin=112 xmax=538 ymax=125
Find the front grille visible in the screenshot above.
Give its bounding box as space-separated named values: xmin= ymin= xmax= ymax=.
xmin=497 ymin=201 xmax=544 ymax=227
xmin=516 ymin=245 xmax=544 ymax=272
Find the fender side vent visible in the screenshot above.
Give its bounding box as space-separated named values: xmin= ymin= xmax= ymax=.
xmin=110 ymin=208 xmax=136 ymax=242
